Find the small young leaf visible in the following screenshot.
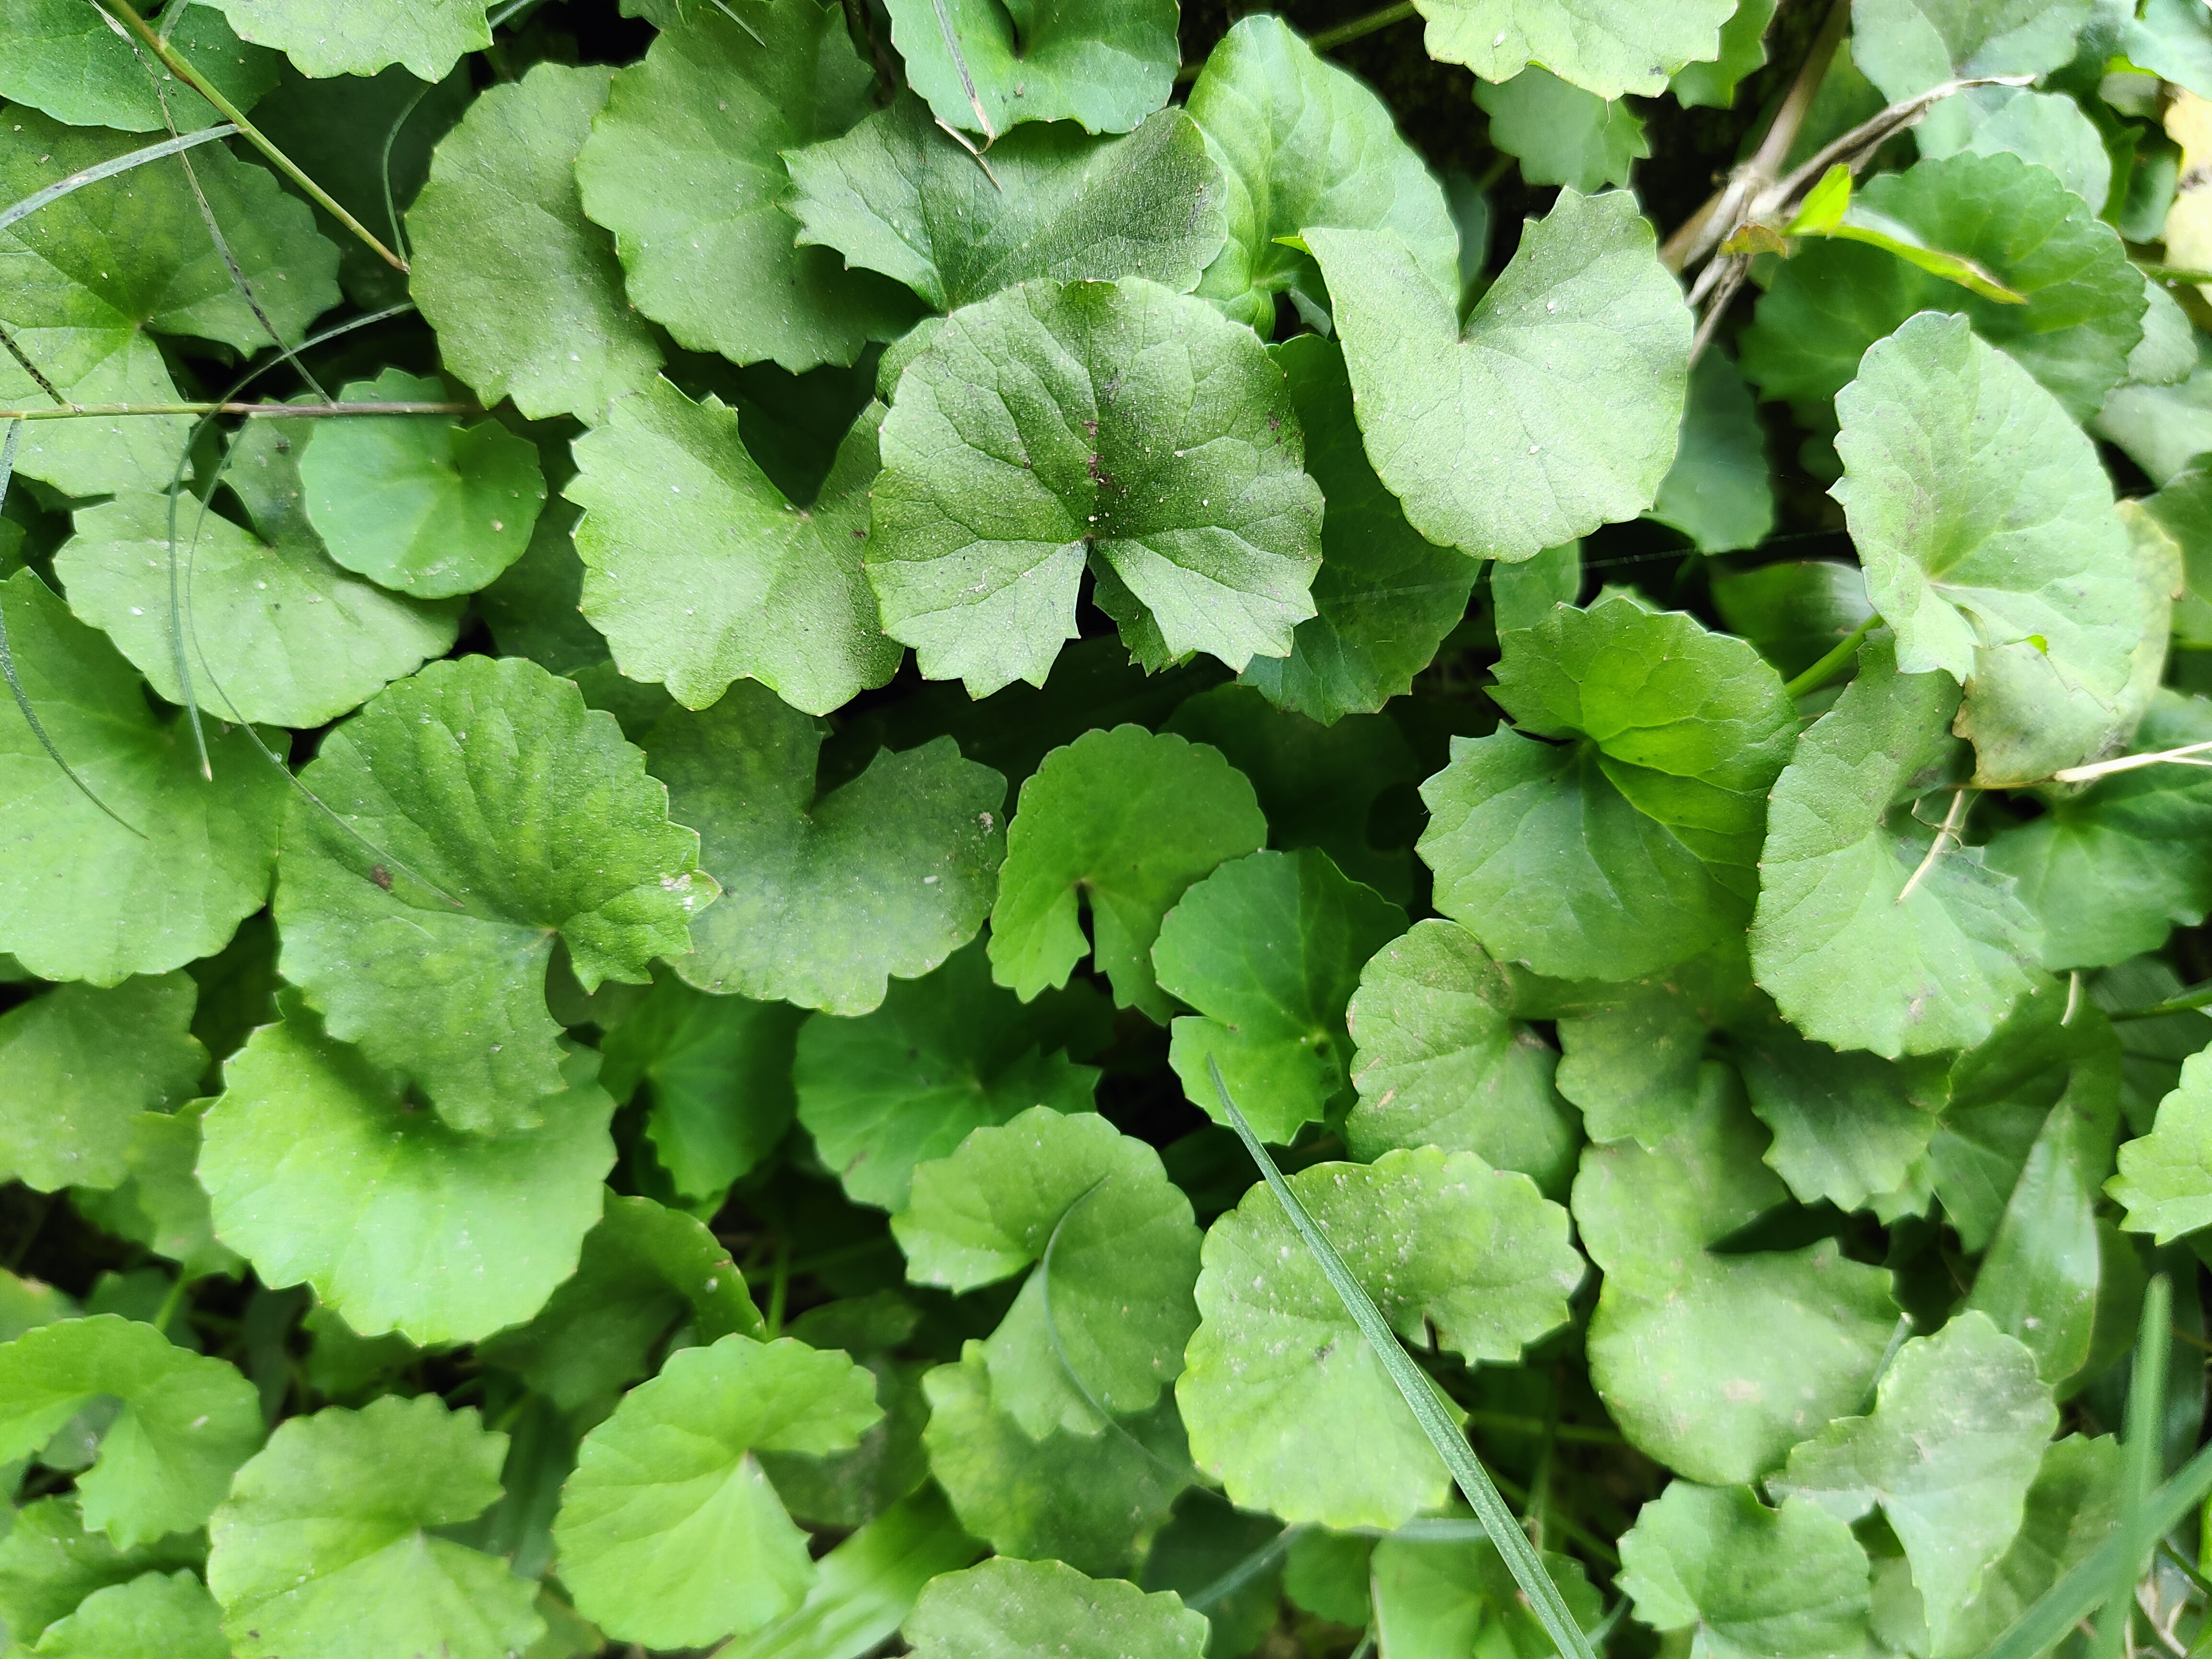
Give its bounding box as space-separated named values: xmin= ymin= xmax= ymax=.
xmin=903 ymin=1557 xmax=1209 ymax=1659
xmin=2109 ymin=1046 xmax=2212 ymax=1245
xmin=884 ymin=0 xmax=1178 ymax=137
xmin=203 ymin=0 xmax=491 ymax=80
xmin=1732 ymin=1007 xmax=1948 ymax=1214
xmin=0 ymin=974 xmax=204 ymax=1193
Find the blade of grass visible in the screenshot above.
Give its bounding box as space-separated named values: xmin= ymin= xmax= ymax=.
xmin=0 ymin=124 xmax=236 ymax=235
xmin=1205 ymin=1054 xmax=1598 ymax=1659
xmin=2096 ymin=1275 xmax=2173 ymax=1659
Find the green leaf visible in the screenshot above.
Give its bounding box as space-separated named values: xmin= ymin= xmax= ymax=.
xmin=1346 ymin=920 xmax=1581 ymax=1192
xmin=1711 ymin=559 xmax=1875 ymax=679
xmin=73 ymin=1104 xmax=243 ymax=1282
xmin=1369 ymin=1528 xmax=1603 ymax=1659
xmin=409 ymin=63 xmax=664 ymax=422
xmin=296 ymin=370 xmax=545 ymax=599
xmin=1915 ymin=86 xmax=2112 ymax=211
xmin=1963 ymin=1095 xmax=2103 ymax=1383
xmin=1155 ymin=847 xmax=1406 ymax=1142
xmin=1772 ymin=1311 xmax=2058 ymax=1655
xmin=552 ymin=1334 xmax=882 ymax=1648
xmin=1554 ymin=972 xmax=1719 ymax=1149
xmin=2109 ymin=1047 xmax=2212 ymax=1244
xmin=1574 ymin=1063 xmax=1899 ymax=1483
xmin=1670 ymin=0 xmax=1777 ymax=107
xmin=1934 ymin=1434 xmax=2121 ymax=1659
xmin=476 ymin=1192 xmax=762 ymax=1412
xmin=273 ymin=655 xmax=711 ymax=1134
xmin=0 ymin=571 xmax=285 ymax=986
xmin=0 ymin=1315 xmax=261 ymax=1545
xmin=884 ymin=0 xmax=1178 ymax=137
xmin=1618 ymin=1482 xmax=1871 ymax=1659
xmin=894 ymin=1106 xmax=1200 ymax=1437
xmin=795 ymin=938 xmax=1104 ymax=1211
xmin=199 ymin=1010 xmax=615 ymax=1344
xmin=1240 ymin=335 xmax=1479 ymax=722
xmin=1186 ymin=16 xmax=1458 ymax=331
xmin=574 ymin=5 xmax=919 ymax=373
xmin=0 ymin=1498 xmax=204 ymax=1653
xmin=204 ymin=0 xmax=490 ymax=79
xmin=903 ymin=1557 xmax=1208 ymax=1659
xmin=1411 ymin=0 xmax=1735 ymax=96
xmin=726 ymin=1487 xmax=985 ymax=1659
xmin=1849 ymin=0 xmax=2092 ymax=107
xmin=568 ymin=381 xmax=899 ymax=716
xmin=868 ymin=277 xmax=1325 ymax=694
xmin=29 ymin=1570 xmax=226 ymax=1659
xmin=0 ymin=974 xmax=204 ymax=1193
xmin=787 ymin=98 xmax=1227 ymax=313
xmin=1179 ymin=1145 xmax=1582 ymax=1528
xmin=638 ymin=680 xmax=1003 ymax=1015
xmin=1742 ymin=152 xmax=2146 ymax=422
xmin=989 ymin=725 xmax=1267 ymax=1020
xmin=1834 ymin=311 xmax=2156 ymax=786
xmin=1306 ymin=189 xmax=1690 ymax=560
xmin=1475 ymin=69 xmax=1650 ymax=193
xmin=1649 ymin=349 xmax=1775 ymax=555
xmin=207 ymin=1394 xmax=541 ymax=1659
xmin=1751 ymin=634 xmax=2042 ymax=1058
xmin=0 ymin=0 xmax=276 ymax=132
xmin=1732 ymin=1008 xmax=1947 ymax=1214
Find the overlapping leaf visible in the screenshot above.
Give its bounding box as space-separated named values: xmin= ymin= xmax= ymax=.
xmin=884 ymin=0 xmax=1179 ymax=137
xmin=1410 ymin=0 xmax=1736 ymax=96
xmin=204 ymin=0 xmax=491 ymax=79
xmin=0 ymin=0 xmax=276 ymax=131
xmin=903 ymin=1557 xmax=1209 ymax=1659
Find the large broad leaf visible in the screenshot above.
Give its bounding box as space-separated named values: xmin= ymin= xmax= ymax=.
xmin=1474 ymin=70 xmax=1650 ymax=193
xmin=203 ymin=0 xmax=491 ymax=79
xmin=0 ymin=1497 xmax=204 ymax=1651
xmin=988 ymin=725 xmax=1267 ymax=1021
xmin=0 ymin=0 xmax=276 ymax=131
xmin=637 ymin=681 xmax=1003 ymax=1015
xmin=568 ymin=384 xmax=899 ymax=716
xmin=1155 ymin=848 xmax=1407 ymax=1142
xmin=574 ymin=4 xmax=916 ymax=373
xmin=1742 ymin=153 xmax=2145 ymax=422
xmin=786 ymin=99 xmax=1226 ymax=314
xmin=1179 ymin=1146 xmax=1583 ymax=1528
xmin=904 ymin=1558 xmax=1208 ymax=1659
xmin=1617 ymin=1482 xmax=1873 ymax=1659
xmin=1305 ymin=190 xmax=1690 ymax=561
xmin=2109 ymin=1048 xmax=2212 ymax=1244
xmin=1409 ymin=0 xmax=1736 ymax=96
xmin=274 ymin=655 xmax=711 ymax=1135
xmin=1833 ymin=312 xmax=2156 ymax=786
xmin=1185 ymin=17 xmax=1458 ymax=331
xmin=0 ymin=572 xmax=284 ymax=986
xmin=1420 ymin=595 xmax=1795 ymax=980
xmin=884 ymin=0 xmax=1178 ymax=137
xmin=30 ymin=1570 xmax=227 ymax=1659
xmin=551 ymin=1334 xmax=880 ymax=1648
xmin=0 ymin=1317 xmax=262 ymax=1548
xmin=1240 ymin=337 xmax=1479 ymax=723
xmin=200 ymin=1010 xmax=615 ymax=1344
xmin=0 ymin=974 xmax=204 ymax=1193
xmin=207 ymin=1395 xmax=541 ymax=1659
xmin=869 ymin=277 xmax=1325 ymax=695
xmin=794 ymin=939 xmax=1105 ymax=1211
xmin=409 ymin=64 xmax=663 ymax=422
xmin=894 ymin=1107 xmax=1200 ymax=1437
xmin=1771 ymin=1312 xmax=2057 ymax=1656
xmin=1752 ymin=636 xmax=2041 ymax=1057
xmin=1574 ymin=1064 xmax=1898 ymax=1484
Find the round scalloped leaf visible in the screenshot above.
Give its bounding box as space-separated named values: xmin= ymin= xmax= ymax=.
xmin=574 ymin=4 xmax=919 ymax=373
xmin=274 ymin=654 xmax=711 ymax=1135
xmin=867 ymin=278 xmax=1325 ymax=697
xmin=885 ymin=0 xmax=1178 ymax=137
xmin=0 ymin=0 xmax=276 ymax=131
xmin=0 ymin=974 xmax=204 ymax=1193
xmin=203 ymin=0 xmax=490 ymax=78
xmin=30 ymin=1570 xmax=228 ymax=1659
xmin=1732 ymin=1009 xmax=1947 ymax=1214
xmin=1409 ymin=0 xmax=1736 ymax=96
xmin=1851 ymin=0 xmax=2094 ymax=107
xmin=2109 ymin=1048 xmax=2212 ymax=1245
xmin=1179 ymin=1145 xmax=1584 ymax=1528
xmin=904 ymin=1557 xmax=1209 ymax=1659
xmin=199 ymin=1010 xmax=615 ymax=1344
xmin=551 ymin=1334 xmax=880 ymax=1649
xmin=894 ymin=1107 xmax=1200 ymax=1436
xmin=0 ymin=572 xmax=284 ymax=987
xmin=207 ymin=1395 xmax=539 ymax=1659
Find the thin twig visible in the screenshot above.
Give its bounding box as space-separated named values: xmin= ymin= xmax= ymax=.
xmin=1897 ymin=787 xmax=1973 ymax=903
xmin=2052 ymin=737 xmax=2212 ymax=783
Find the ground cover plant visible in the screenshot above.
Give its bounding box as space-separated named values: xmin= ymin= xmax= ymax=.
xmin=6 ymin=0 xmax=2212 ymax=1655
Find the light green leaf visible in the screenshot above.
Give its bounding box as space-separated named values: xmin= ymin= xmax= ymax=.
xmin=1963 ymin=1096 xmax=2102 ymax=1383
xmin=903 ymin=1557 xmax=1208 ymax=1659
xmin=30 ymin=1569 xmax=224 ymax=1659
xmin=895 ymin=1106 xmax=1200 ymax=1437
xmin=724 ymin=1488 xmax=984 ymax=1659
xmin=568 ymin=381 xmax=899 ymax=716
xmin=1933 ymin=1434 xmax=2121 ymax=1659
xmin=1650 ymin=349 xmax=1775 ymax=554
xmin=1411 ymin=0 xmax=1735 ymax=96
xmin=1307 ymin=189 xmax=1689 ymax=560
xmin=0 ymin=1498 xmax=204 ymax=1654
xmin=552 ymin=1334 xmax=881 ymax=1648
xmin=1155 ymin=847 xmax=1406 ymax=1142
xmin=1476 ymin=69 xmax=1649 ymax=193
xmin=0 ymin=974 xmax=204 ymax=1193
xmin=0 ymin=0 xmax=276 ymax=131
xmin=1186 ymin=16 xmax=1458 ymax=331
xmin=2124 ymin=0 xmax=2212 ymax=98
xmin=1916 ymin=86 xmax=2112 ymax=210
xmin=273 ymin=655 xmax=710 ymax=1135
xmin=1772 ymin=1312 xmax=2058 ymax=1655
xmin=2109 ymin=1047 xmax=2212 ymax=1244
xmin=1575 ymin=1063 xmax=1898 ymax=1483
xmin=884 ymin=0 xmax=1178 ymax=137
xmin=207 ymin=1394 xmax=541 ymax=1659
xmin=1180 ymin=1145 xmax=1582 ymax=1528
xmin=0 ymin=571 xmax=284 ymax=987
xmin=1849 ymin=0 xmax=2092 ymax=106
xmin=1670 ymin=0 xmax=1777 ymax=107
xmin=199 ymin=1010 xmax=615 ymax=1344
xmin=868 ymin=276 xmax=1325 ymax=694
xmin=409 ymin=63 xmax=663 ymax=422
xmin=1732 ymin=1009 xmax=1947 ymax=1214
xmin=787 ymin=98 xmax=1226 ymax=313
xmin=639 ymin=680 xmax=1003 ymax=1014
xmin=1617 ymin=1482 xmax=1873 ymax=1659
xmin=989 ymin=725 xmax=1267 ymax=1020
xmin=1369 ymin=1527 xmax=1603 ymax=1659
xmin=574 ymin=5 xmax=918 ymax=373
xmin=1751 ymin=635 xmax=2042 ymax=1058
xmin=71 ymin=1104 xmax=242 ymax=1283
xmin=1833 ymin=311 xmax=2155 ymax=786
xmin=795 ymin=938 xmax=1103 ymax=1211
xmin=204 ymin=0 xmax=490 ymax=79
